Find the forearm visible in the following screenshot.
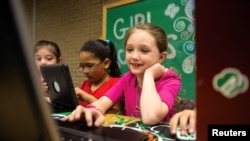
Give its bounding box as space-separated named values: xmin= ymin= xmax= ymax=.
xmin=92 ymin=96 xmax=113 ymax=114
xmin=140 ymin=73 xmax=168 ymax=124
xmin=79 ymin=91 xmax=97 ymax=104
xmin=84 ymin=93 xmax=97 ymax=103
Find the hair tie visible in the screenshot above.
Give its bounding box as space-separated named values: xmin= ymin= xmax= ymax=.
xmin=105 ymin=39 xmax=110 ymax=44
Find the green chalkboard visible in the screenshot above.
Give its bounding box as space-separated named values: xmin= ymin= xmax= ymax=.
xmin=102 ymin=0 xmax=195 ymax=99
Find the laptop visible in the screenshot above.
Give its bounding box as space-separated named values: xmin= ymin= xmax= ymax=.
xmin=1 ymin=0 xmax=61 ymax=140
xmin=0 ymin=1 xmax=151 ymax=141
xmin=40 ymin=64 xmax=79 ymax=113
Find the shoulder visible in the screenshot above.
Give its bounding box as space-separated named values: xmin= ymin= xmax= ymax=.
xmin=121 ymin=71 xmax=136 ymax=80
xmin=79 ymin=79 xmax=91 ymax=89
xmin=108 ymin=77 xmax=120 ymax=83
xmin=81 ymin=79 xmax=91 ymax=85
xmin=158 ymin=68 xmax=181 ymax=84
xmin=164 ymin=68 xmax=181 ymax=78
xmin=116 ymin=71 xmax=136 ymax=85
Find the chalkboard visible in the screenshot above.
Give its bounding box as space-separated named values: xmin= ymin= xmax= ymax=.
xmin=102 ymin=0 xmax=195 ymax=99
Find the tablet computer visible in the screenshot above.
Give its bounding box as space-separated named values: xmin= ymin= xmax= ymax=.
xmin=40 ymin=64 xmax=79 ymax=113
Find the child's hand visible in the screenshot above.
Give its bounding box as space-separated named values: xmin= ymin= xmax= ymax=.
xmin=75 ymin=87 xmax=90 ymax=102
xmin=61 ymin=105 xmax=105 ymax=127
xmin=40 ymin=77 xmax=49 ymax=94
xmin=145 ymin=63 xmax=166 ymax=80
xmin=75 ymin=87 xmax=84 ymax=100
xmin=169 ymin=109 xmax=196 ymax=135
xmin=61 ymin=105 xmax=85 ymax=122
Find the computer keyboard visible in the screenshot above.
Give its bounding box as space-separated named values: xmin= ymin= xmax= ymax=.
xmin=54 ymin=119 xmax=149 ymax=141
xmin=59 ymin=126 xmax=99 ymax=141
xmin=55 ymin=119 xmax=102 ymax=141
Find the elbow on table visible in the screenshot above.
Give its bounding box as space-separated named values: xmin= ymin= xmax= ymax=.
xmin=141 ymin=114 xmax=162 ymax=125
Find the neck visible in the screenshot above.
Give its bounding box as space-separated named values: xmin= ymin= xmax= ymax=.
xmin=136 ymin=78 xmax=143 ymax=87
xmin=136 ymin=72 xmax=145 ymax=87
xmin=91 ymin=74 xmax=110 ymax=89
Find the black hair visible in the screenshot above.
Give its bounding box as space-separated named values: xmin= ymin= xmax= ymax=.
xmin=79 ymin=39 xmax=121 ymax=77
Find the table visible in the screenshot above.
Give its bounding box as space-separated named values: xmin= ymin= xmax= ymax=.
xmin=103 ymin=113 xmax=140 ymax=126
xmin=53 ymin=112 xmax=177 ymax=140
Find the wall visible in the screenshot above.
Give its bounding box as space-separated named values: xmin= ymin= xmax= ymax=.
xmin=23 ymin=0 xmax=119 ymax=86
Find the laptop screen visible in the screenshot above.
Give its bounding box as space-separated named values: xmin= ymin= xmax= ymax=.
xmin=0 ymin=0 xmax=61 ymax=140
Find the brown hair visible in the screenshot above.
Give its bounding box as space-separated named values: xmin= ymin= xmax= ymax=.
xmin=124 ymin=22 xmax=168 ymax=53
xmin=34 ymin=40 xmax=61 ymax=62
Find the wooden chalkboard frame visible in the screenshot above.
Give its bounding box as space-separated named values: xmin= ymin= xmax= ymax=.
xmin=101 ymin=0 xmax=138 ymax=39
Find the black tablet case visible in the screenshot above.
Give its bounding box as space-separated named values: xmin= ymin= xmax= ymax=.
xmin=40 ymin=64 xmax=79 ymax=112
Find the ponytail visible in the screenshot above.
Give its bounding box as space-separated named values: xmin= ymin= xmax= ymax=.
xmin=106 ymin=40 xmax=121 ymax=77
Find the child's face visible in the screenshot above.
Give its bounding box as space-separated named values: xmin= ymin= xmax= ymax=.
xmin=35 ymin=47 xmax=59 ymax=72
xmin=79 ymin=51 xmax=108 ymax=83
xmin=125 ymin=29 xmax=162 ymax=75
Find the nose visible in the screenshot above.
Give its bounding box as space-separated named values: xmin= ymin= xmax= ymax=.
xmin=81 ymin=67 xmax=90 ymax=74
xmin=40 ymin=58 xmax=47 ymax=65
xmin=131 ymin=52 xmax=139 ymax=60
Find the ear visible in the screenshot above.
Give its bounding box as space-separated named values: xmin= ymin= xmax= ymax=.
xmin=103 ymin=58 xmax=111 ymax=69
xmin=58 ymin=57 xmax=63 ymax=63
xmin=159 ymin=51 xmax=167 ymax=63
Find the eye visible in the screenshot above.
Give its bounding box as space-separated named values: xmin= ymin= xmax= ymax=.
xmin=45 ymin=55 xmax=55 ymax=61
xmin=35 ymin=56 xmax=41 ymax=61
xmin=47 ymin=58 xmax=53 ymax=61
xmin=126 ymin=47 xmax=133 ymax=52
xmin=85 ymin=63 xmax=95 ymax=67
xmin=141 ymin=48 xmax=149 ymax=53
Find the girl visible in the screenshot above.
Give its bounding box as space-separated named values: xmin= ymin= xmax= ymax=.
xmin=62 ymin=23 xmax=181 ymax=126
xmin=34 ymin=40 xmax=63 ymax=101
xmin=75 ymin=39 xmax=122 ymax=113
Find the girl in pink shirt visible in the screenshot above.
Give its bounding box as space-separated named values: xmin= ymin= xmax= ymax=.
xmin=62 ymin=23 xmax=181 ymax=126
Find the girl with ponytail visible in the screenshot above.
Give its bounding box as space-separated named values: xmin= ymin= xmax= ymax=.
xmin=76 ymin=39 xmax=122 ymax=113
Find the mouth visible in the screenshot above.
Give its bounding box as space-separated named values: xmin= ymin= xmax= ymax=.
xmin=130 ymin=63 xmax=142 ymax=67
xmin=84 ymin=75 xmax=92 ymax=79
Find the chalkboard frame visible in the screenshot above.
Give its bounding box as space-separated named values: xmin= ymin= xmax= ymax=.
xmin=101 ymin=0 xmax=138 ymax=39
